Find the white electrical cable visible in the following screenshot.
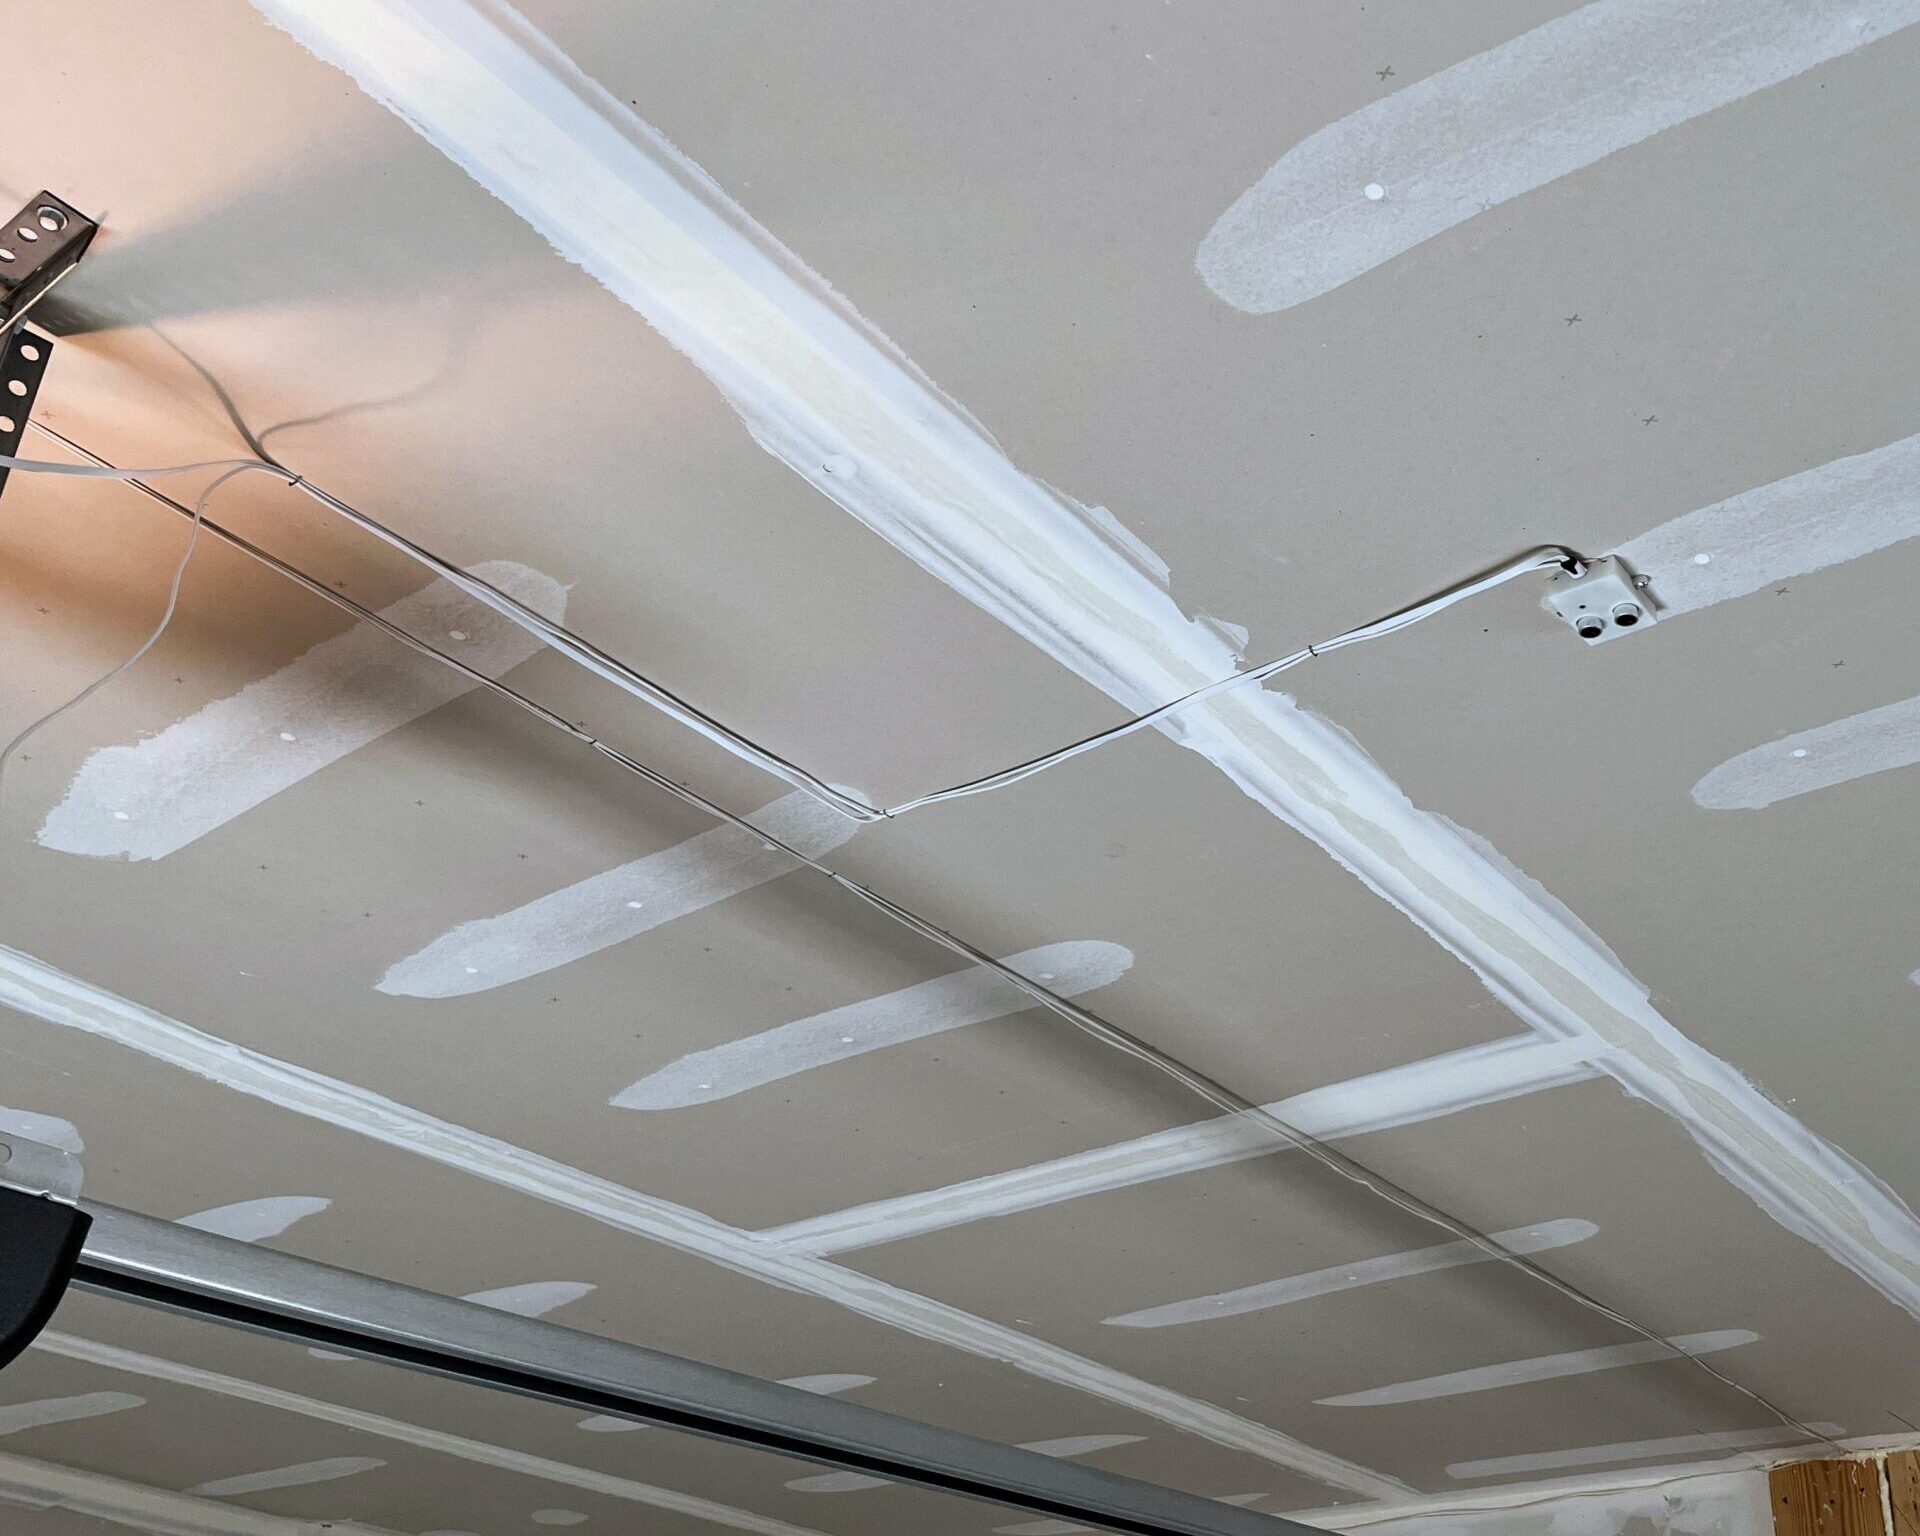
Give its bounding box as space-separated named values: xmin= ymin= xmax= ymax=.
xmin=1 ymin=445 xmax=1587 ymax=824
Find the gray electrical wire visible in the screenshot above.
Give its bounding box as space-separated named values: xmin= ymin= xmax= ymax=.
xmin=5 ymin=426 xmax=1838 ymax=1459
xmin=2 ymin=443 xmax=1585 ymax=823
xmin=0 ymin=459 xmax=281 ymax=797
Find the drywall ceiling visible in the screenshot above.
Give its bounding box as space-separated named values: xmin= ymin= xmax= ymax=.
xmin=2 ymin=1 xmax=1918 ymax=1532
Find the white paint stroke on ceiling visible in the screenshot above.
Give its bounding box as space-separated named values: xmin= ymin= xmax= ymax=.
xmin=1316 ymin=1330 xmax=1760 ymax=1407
xmin=179 ymin=1196 xmax=331 ymax=1242
xmin=614 ymin=941 xmax=1132 ymax=1110
xmin=377 ymin=788 xmax=861 ymax=998
xmin=187 ymin=1456 xmax=386 ymax=1497
xmin=1195 ymin=0 xmax=1920 ymax=313
xmin=1614 ymin=432 xmax=1920 ymax=618
xmin=785 ymin=1433 xmax=1142 ymax=1495
xmin=752 ymin=1037 xmax=1606 ymax=1257
xmin=37 ymin=561 xmax=566 ymax=862
xmin=992 ymin=1496 xmax=1267 ymax=1536
xmin=0 ymin=1449 xmax=393 ymax=1536
xmin=0 ymin=950 xmax=1409 ymax=1497
xmin=1445 ymin=1421 xmax=1846 ymax=1480
xmin=0 ymin=1392 xmax=144 ymax=1436
xmin=1692 ymin=692 xmax=1920 ymax=810
xmin=242 ymin=0 xmax=1920 ymax=1321
xmin=779 ymin=1374 xmax=874 ymax=1396
xmin=34 ymin=1331 xmax=840 ymax=1536
xmin=0 ymin=1105 xmax=82 ymax=1155
xmin=1103 ymin=1220 xmax=1599 ymax=1329
xmin=577 ymin=1373 xmax=872 ymax=1433
xmin=461 ymin=1280 xmax=594 ymax=1318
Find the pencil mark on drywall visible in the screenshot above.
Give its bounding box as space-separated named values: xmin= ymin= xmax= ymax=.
xmin=1446 ymin=1421 xmax=1845 ymax=1480
xmin=1692 ymin=693 xmax=1920 ymax=810
xmin=180 ymin=1195 xmax=331 ymax=1242
xmin=378 ymin=788 xmax=862 ymax=998
xmin=753 ymin=1038 xmax=1606 ymax=1257
xmin=38 ymin=562 xmax=567 ymax=861
xmin=0 ymin=1392 xmax=145 ymax=1436
xmin=577 ymin=1374 xmax=872 ymax=1432
xmin=0 ymin=946 xmax=1406 ymax=1496
xmin=1196 ymin=0 xmax=1920 ymax=313
xmin=614 ymin=942 xmax=1132 ymax=1110
xmin=36 ymin=1332 xmax=835 ymax=1536
xmin=0 ymin=1106 xmax=82 ymax=1154
xmin=188 ymin=1457 xmax=386 ymax=1497
xmin=1613 ymin=433 xmax=1920 ymax=619
xmin=463 ymin=1281 xmax=594 ymax=1318
xmin=1317 ymin=1330 xmax=1758 ymax=1407
xmin=1105 ymin=1220 xmax=1598 ymax=1328
xmin=786 ymin=1434 xmax=1143 ymax=1494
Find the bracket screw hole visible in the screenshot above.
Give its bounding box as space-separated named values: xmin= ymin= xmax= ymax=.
xmin=19 ymin=343 xmax=39 ymax=362
xmin=0 ymin=417 xmax=14 ymax=434
xmin=15 ymin=226 xmax=38 ymax=243
xmin=36 ymin=206 xmax=66 ymax=232
xmin=6 ymin=380 xmax=26 ymax=397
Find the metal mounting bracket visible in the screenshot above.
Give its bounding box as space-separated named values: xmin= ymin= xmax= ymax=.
xmin=0 ymin=325 xmax=53 ymax=502
xmin=0 ymin=191 xmax=96 ymax=335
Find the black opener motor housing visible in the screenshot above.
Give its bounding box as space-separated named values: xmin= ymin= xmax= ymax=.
xmin=0 ymin=1185 xmax=90 ymax=1370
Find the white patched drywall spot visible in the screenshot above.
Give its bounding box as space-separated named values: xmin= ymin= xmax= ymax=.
xmin=188 ymin=1457 xmax=385 ymax=1497
xmin=0 ymin=1392 xmax=145 ymax=1436
xmin=378 ymin=788 xmax=861 ymax=998
xmin=0 ymin=1105 xmax=82 ymax=1154
xmin=577 ymin=1372 xmax=870 ymax=1433
xmin=1197 ymin=0 xmax=1920 ymax=312
xmin=464 ymin=1281 xmax=595 ymax=1318
xmin=614 ymin=941 xmax=1131 ymax=1109
xmin=39 ymin=561 xmax=566 ymax=861
xmin=1317 ymin=1331 xmax=1758 ymax=1406
xmin=1616 ymin=432 xmax=1920 ymax=617
xmin=1692 ymin=694 xmax=1920 ymax=810
xmin=1104 ymin=1220 xmax=1598 ymax=1328
xmin=788 ymin=1433 xmax=1142 ymax=1494
xmin=179 ymin=1196 xmax=331 ymax=1242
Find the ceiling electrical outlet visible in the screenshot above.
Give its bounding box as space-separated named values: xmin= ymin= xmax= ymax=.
xmin=1545 ymin=560 xmax=1658 ymax=644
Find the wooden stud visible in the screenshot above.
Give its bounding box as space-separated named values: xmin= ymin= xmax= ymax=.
xmin=1887 ymin=1451 xmax=1920 ymax=1536
xmin=1771 ymin=1459 xmax=1886 ymax=1536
